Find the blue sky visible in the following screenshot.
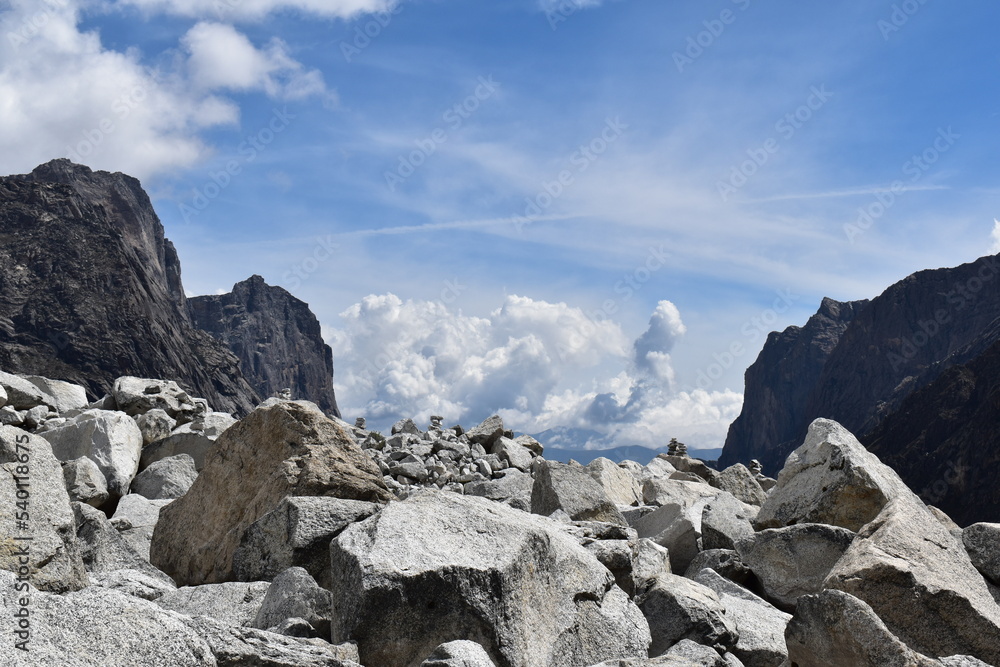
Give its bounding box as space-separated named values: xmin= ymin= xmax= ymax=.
xmin=2 ymin=0 xmax=999 ymax=449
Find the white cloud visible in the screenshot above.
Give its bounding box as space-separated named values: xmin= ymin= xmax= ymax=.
xmin=0 ymin=2 xmax=332 ymax=179
xmin=116 ymin=0 xmax=398 ymax=21
xmin=538 ymin=0 xmax=603 ymax=12
xmin=330 ymin=293 xmax=741 ymax=450
xmin=182 ymin=22 xmax=330 ymax=100
xmin=633 ymin=300 xmax=686 ymax=383
xmin=990 ymin=219 xmax=1000 ymax=254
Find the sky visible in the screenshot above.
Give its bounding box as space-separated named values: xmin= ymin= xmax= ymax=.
xmin=2 ymin=0 xmax=1000 ymax=451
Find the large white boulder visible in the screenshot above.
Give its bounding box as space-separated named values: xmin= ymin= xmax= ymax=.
xmin=112 ymin=376 xmax=197 ymax=418
xmin=0 ymin=370 xmax=55 ymax=410
xmin=532 ymin=460 xmax=628 ymax=525
xmin=22 ymin=375 xmax=88 ymax=413
xmin=734 ymin=523 xmax=855 ymax=609
xmin=824 ymin=497 xmax=1000 ymax=664
xmin=0 ymin=426 xmax=87 ymax=592
xmin=40 ymin=409 xmax=143 ymax=498
xmin=329 ymin=490 xmax=651 ymax=667
xmin=754 ymin=418 xmax=911 ymax=531
xmin=152 ymin=402 xmax=390 ymax=586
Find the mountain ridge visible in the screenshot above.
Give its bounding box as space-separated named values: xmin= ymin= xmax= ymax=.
xmin=722 ymin=252 xmax=1000 ymax=524
xmin=0 ymin=159 xmax=339 ymax=416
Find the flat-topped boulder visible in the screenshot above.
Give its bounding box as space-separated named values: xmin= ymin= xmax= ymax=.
xmin=330 ymin=490 xmax=650 ymax=667
xmin=532 ymin=460 xmax=627 ymax=525
xmin=112 ymin=376 xmax=198 ymax=420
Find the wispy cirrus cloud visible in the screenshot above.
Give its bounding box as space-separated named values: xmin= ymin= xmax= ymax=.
xmin=112 ymin=0 xmax=397 ymax=21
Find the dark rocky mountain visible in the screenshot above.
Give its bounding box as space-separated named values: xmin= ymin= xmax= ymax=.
xmin=722 ymin=253 xmax=1000 ymax=524
xmin=0 ymin=159 xmax=341 ymax=417
xmin=0 ymin=159 xmax=259 ymax=413
xmin=865 ymin=338 xmax=1000 ymax=526
xmin=720 ymin=297 xmax=868 ymax=473
xmin=189 ymin=275 xmax=341 ymax=417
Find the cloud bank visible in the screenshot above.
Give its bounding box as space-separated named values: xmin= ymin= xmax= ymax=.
xmin=330 ymin=294 xmax=742 ymax=451
xmin=0 ymin=1 xmax=335 ymax=179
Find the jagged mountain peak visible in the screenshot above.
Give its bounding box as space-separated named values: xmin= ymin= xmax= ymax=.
xmin=0 ymin=161 xmax=340 ymax=418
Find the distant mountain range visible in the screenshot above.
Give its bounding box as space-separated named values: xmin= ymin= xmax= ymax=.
xmin=535 ymin=426 xmax=722 ymax=465
xmin=722 ymin=253 xmax=1000 ymax=525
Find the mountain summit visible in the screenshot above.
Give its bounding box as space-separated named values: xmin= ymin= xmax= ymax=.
xmin=722 ymin=253 xmax=1000 ymax=524
xmin=0 ymin=159 xmax=338 ymax=415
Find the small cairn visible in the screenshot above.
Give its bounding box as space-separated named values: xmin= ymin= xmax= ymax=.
xmin=667 ymin=437 xmax=688 ymax=457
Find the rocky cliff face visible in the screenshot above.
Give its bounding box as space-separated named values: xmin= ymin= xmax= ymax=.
xmin=803 ymin=256 xmax=1000 ymax=437
xmin=0 ymin=159 xmax=261 ymax=414
xmin=189 ymin=275 xmax=341 ymax=418
xmin=864 ymin=338 xmax=1000 ymax=526
xmin=723 ymin=254 xmax=1000 ymax=524
xmin=720 ymin=297 xmax=868 ymax=473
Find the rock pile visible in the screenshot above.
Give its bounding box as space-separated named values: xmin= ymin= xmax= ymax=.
xmin=350 ymin=414 xmax=544 ymax=499
xmin=3 ymin=367 xmax=1000 ymax=667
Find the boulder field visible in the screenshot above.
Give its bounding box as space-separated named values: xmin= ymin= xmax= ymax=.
xmin=1 ymin=369 xmax=999 ymax=666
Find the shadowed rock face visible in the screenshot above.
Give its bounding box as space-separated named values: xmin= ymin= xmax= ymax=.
xmin=864 ymin=339 xmax=1000 ymax=526
xmin=0 ymin=159 xmax=259 ymax=414
xmin=721 ymin=297 xmax=867 ymax=473
xmin=189 ymin=275 xmax=341 ymax=418
xmin=723 ymin=254 xmax=1000 ymax=525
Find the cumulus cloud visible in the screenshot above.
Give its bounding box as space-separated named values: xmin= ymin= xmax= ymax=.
xmin=182 ymin=22 xmax=329 ymax=100
xmin=633 ymin=300 xmax=686 ymax=384
xmin=115 ymin=0 xmax=398 ymax=21
xmin=329 ymin=293 xmax=629 ymax=423
xmin=991 ymin=219 xmax=1000 ymax=254
xmin=330 ymin=294 xmax=742 ymax=451
xmin=0 ymin=2 xmax=333 ymax=179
